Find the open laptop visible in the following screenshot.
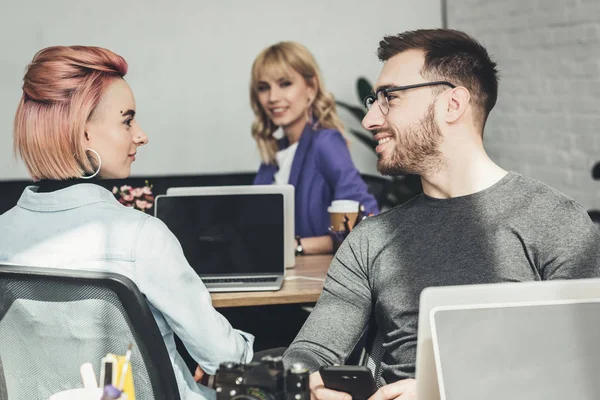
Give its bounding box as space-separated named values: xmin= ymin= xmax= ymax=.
xmin=416 ymin=278 xmax=600 ymax=400
xmin=167 ymin=185 xmax=295 ymax=269
xmin=155 ymin=185 xmax=294 ymax=292
xmin=430 ymin=298 xmax=600 ymax=400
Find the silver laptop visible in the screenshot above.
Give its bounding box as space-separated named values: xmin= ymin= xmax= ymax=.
xmin=431 ymin=298 xmax=600 ymax=400
xmin=416 ymin=278 xmax=600 ymax=400
xmin=167 ymin=185 xmax=295 ymax=269
xmin=155 ymin=185 xmax=294 ymax=292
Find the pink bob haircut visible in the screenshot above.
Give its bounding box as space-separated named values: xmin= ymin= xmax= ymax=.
xmin=14 ymin=46 xmax=128 ymax=180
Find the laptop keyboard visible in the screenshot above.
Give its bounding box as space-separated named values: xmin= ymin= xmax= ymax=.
xmin=203 ymin=277 xmax=279 ymax=284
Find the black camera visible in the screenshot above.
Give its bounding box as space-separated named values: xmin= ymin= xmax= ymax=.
xmin=214 ymin=356 xmax=309 ymax=400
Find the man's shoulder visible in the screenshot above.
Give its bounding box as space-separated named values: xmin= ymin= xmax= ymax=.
xmin=353 ymin=195 xmax=422 ymax=233
xmin=510 ymin=173 xmax=581 ymax=211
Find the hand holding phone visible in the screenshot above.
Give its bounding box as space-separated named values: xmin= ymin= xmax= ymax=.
xmin=319 ymin=365 xmax=376 ymax=400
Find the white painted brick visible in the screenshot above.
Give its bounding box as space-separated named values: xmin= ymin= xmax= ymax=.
xmin=448 ymin=1 xmax=600 ymax=210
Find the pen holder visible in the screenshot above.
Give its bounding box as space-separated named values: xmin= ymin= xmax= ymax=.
xmin=48 ymin=388 xmax=104 ymax=400
xmin=106 ymin=353 xmax=136 ymax=400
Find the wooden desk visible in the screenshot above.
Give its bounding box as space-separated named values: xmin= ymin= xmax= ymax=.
xmin=210 ymin=255 xmax=333 ymax=308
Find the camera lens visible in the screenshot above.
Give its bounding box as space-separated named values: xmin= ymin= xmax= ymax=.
xmin=230 ymin=388 xmax=277 ymax=400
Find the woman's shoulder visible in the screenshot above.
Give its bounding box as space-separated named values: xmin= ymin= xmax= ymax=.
xmin=138 ymin=214 xmax=172 ymax=234
xmin=94 ymin=201 xmax=154 ymax=234
xmin=311 ymin=127 xmax=345 ymax=148
xmin=135 ymin=213 xmax=185 ymax=247
xmin=105 ymin=205 xmax=170 ymax=236
xmin=107 ymin=209 xmax=179 ymax=252
xmin=313 ymin=126 xmax=343 ymax=138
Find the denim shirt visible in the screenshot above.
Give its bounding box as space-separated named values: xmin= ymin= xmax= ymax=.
xmin=0 ymin=184 xmax=254 ymax=400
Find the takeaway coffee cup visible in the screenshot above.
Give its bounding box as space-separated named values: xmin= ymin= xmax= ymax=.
xmin=328 ymin=200 xmax=360 ymax=232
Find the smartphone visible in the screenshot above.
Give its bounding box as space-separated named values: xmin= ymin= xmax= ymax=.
xmin=320 ymin=365 xmax=376 ymax=400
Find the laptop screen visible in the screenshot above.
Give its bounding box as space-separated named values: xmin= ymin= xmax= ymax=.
xmin=155 ymin=194 xmax=284 ymax=276
xmin=432 ymin=301 xmax=600 ymax=400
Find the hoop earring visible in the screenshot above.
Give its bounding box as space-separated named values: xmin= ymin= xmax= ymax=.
xmin=81 ymin=148 xmax=102 ymax=179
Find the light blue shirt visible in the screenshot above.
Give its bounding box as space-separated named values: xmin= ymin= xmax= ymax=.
xmin=0 ymin=183 xmax=254 ymax=400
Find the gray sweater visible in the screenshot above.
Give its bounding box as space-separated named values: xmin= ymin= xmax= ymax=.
xmin=283 ymin=172 xmax=600 ymax=383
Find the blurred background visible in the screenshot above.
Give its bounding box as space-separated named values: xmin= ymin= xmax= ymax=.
xmin=1 ymin=0 xmax=598 ymax=214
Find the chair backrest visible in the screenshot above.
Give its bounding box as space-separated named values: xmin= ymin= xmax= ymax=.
xmin=0 ymin=265 xmax=180 ymax=400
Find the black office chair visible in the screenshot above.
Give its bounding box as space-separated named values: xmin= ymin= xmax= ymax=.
xmin=0 ymin=265 xmax=180 ymax=400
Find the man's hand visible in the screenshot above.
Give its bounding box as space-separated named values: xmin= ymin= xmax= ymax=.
xmin=309 ymin=371 xmax=351 ymax=400
xmin=368 ymin=379 xmax=416 ymax=400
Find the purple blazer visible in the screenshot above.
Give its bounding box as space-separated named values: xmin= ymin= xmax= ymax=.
xmin=254 ymin=124 xmax=379 ymax=237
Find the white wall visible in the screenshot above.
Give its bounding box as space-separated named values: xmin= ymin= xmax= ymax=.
xmin=0 ymin=0 xmax=442 ymax=180
xmin=447 ymin=0 xmax=600 ymax=210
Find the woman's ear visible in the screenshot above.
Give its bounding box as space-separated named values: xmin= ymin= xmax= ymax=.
xmin=84 ymin=117 xmax=93 ymax=142
xmin=83 ymin=130 xmax=92 ymax=145
xmin=84 ymin=114 xmax=98 ymax=144
xmin=307 ymin=77 xmax=318 ymax=100
xmin=82 ymin=126 xmax=96 ymax=151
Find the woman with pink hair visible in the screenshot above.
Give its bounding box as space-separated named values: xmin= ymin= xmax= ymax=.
xmin=0 ymin=46 xmax=253 ymax=399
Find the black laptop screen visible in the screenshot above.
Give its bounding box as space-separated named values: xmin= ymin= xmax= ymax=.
xmin=156 ymin=194 xmax=284 ymax=276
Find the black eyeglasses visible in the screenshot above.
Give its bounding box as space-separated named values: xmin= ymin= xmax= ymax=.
xmin=364 ymin=81 xmax=456 ymax=115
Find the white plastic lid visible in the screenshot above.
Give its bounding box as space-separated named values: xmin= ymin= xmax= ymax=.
xmin=327 ymin=199 xmax=360 ymax=213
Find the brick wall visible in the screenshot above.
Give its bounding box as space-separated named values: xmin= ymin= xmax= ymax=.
xmin=447 ymin=0 xmax=600 ymax=210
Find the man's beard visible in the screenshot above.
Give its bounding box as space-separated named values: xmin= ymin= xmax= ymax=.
xmin=376 ymin=103 xmax=444 ymax=177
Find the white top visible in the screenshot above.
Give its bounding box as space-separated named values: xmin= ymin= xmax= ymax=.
xmin=273 ymin=142 xmax=299 ymax=185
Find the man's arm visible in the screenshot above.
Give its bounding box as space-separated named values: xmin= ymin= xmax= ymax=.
xmin=539 ymin=200 xmax=600 ymax=280
xmin=283 ymin=219 xmax=375 ymax=372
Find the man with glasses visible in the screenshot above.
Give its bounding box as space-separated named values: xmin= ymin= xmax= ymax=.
xmin=283 ymin=29 xmax=600 ymax=400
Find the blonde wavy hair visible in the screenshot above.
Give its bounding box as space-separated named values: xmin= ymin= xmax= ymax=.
xmin=250 ymin=41 xmax=345 ymax=165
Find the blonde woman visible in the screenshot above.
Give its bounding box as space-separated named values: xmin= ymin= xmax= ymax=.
xmin=251 ymin=42 xmax=379 ymax=255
